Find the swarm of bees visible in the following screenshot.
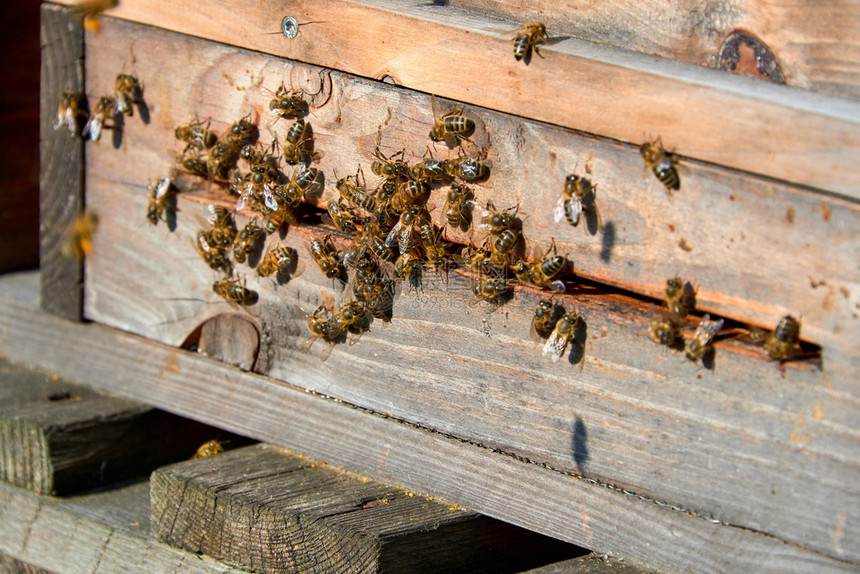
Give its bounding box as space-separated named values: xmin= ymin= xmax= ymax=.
xmin=55 ymin=72 xmax=146 ymax=141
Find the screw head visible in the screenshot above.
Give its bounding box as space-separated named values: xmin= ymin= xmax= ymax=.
xmin=281 ymin=16 xmax=299 ymax=39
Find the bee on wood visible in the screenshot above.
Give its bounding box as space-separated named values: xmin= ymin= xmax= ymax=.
xmin=175 ymin=117 xmax=217 ymax=152
xmin=685 ymin=314 xmax=724 ymax=363
xmin=512 ymin=22 xmax=549 ymax=62
xmin=479 ymin=200 xmax=521 ymax=234
xmin=490 ymin=228 xmax=521 ymax=266
xmin=265 ymin=84 xmax=308 ymax=123
xmin=298 ymin=301 xmax=335 ymax=352
xmin=531 ymin=299 xmax=559 ymax=340
xmin=360 ymin=220 xmax=396 ymax=261
xmin=191 ymin=439 xmax=224 ymax=459
xmin=207 ymin=205 xmax=238 ymax=248
xmin=145 ymin=177 xmax=175 ymax=226
xmin=281 ymin=118 xmax=314 ymax=165
xmin=324 ymin=198 xmax=360 ymax=234
xmin=511 ymin=240 xmax=567 ymax=292
xmin=83 ymin=96 xmax=115 ymax=141
xmin=410 ymin=158 xmax=449 ymax=184
xmin=337 ymin=170 xmax=377 ymax=214
xmin=765 ymin=315 xmax=801 ymax=361
xmin=232 ymin=223 xmax=265 ymax=263
xmin=649 ymin=312 xmax=681 ymax=348
xmin=256 ymin=245 xmax=300 ymax=280
xmin=195 ymin=230 xmax=230 ymax=272
xmin=176 ymin=151 xmax=210 ymax=178
xmin=664 ymin=277 xmax=697 ymax=317
xmin=275 ymin=166 xmax=319 ymax=210
xmin=386 ymin=204 xmax=426 ymax=254
xmin=114 ymin=73 xmax=143 ymax=116
xmin=60 ymin=211 xmax=99 ymax=260
xmin=262 ymin=205 xmax=296 ymax=235
xmin=641 ymin=137 xmax=680 ymax=191
xmin=394 ymin=250 xmax=422 ymax=280
xmin=308 ymin=235 xmax=344 ymax=279
xmin=429 ymin=97 xmax=475 ymax=146
xmin=213 ymin=275 xmax=257 ymax=305
xmin=419 ymin=220 xmax=449 ymax=268
xmin=371 ymin=147 xmax=409 ymax=180
xmin=471 ymin=276 xmax=510 ymax=307
xmin=457 ymin=244 xmax=501 ymax=277
xmin=55 ymin=90 xmax=88 ymax=136
xmin=444 ymin=183 xmax=474 ymax=229
xmin=224 ymin=114 xmax=258 ymax=148
xmin=443 ymin=156 xmax=489 ymax=181
xmin=543 ymin=311 xmax=580 ymax=362
xmin=207 ymin=142 xmax=240 ymax=179
xmin=554 ymin=174 xmax=596 ymax=227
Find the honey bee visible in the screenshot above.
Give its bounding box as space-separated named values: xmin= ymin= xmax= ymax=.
xmin=765 ymin=315 xmax=801 ymax=360
xmin=479 ymin=200 xmax=521 ymax=234
xmin=60 ymin=211 xmax=99 ymax=260
xmin=442 ymin=156 xmax=489 ymax=181
xmin=265 ymin=84 xmax=308 ymax=122
xmin=472 ymin=276 xmax=510 ymax=306
xmin=114 ymin=73 xmax=143 ymax=116
xmin=337 ymin=170 xmax=377 ymax=214
xmin=512 ymin=22 xmax=549 ymax=62
xmin=386 ymin=204 xmax=425 ymax=254
xmin=308 ymin=235 xmax=344 ymax=279
xmin=207 ymin=205 xmax=238 ymax=248
xmin=175 ymin=117 xmax=217 ymax=151
xmin=410 ymin=158 xmax=449 ymax=183
xmin=328 ymin=301 xmax=371 ymax=342
xmin=83 ymin=96 xmax=114 ymax=141
xmin=444 ymin=183 xmax=474 ymax=229
xmin=276 ymin=166 xmax=319 ymax=209
xmin=511 ymin=240 xmax=567 ymax=292
xmin=145 ymin=177 xmax=175 ymax=226
xmin=543 ymin=311 xmax=580 ymax=362
xmin=554 ymin=174 xmax=596 ymax=227
xmin=394 ymin=250 xmax=422 ymax=279
xmin=176 ymin=151 xmax=210 ymax=177
xmin=429 ymin=99 xmax=475 ymax=145
xmin=55 ymin=90 xmax=88 ymax=135
xmin=641 ymin=137 xmax=680 ymax=191
xmin=213 ymin=275 xmax=257 ymax=305
xmin=490 ymin=228 xmax=521 ymax=265
xmin=324 ymin=198 xmax=360 ymax=234
xmin=360 ymin=220 xmax=396 ymax=261
xmin=263 ymin=205 xmax=295 ymax=234
xmin=531 ymin=299 xmax=559 ymax=340
xmin=256 ymin=245 xmax=300 ymax=279
xmin=685 ymin=314 xmax=724 ymax=363
xmin=224 ymin=114 xmax=258 ymax=148
xmin=649 ymin=312 xmax=681 ymax=347
xmin=195 ymin=230 xmax=231 ymax=272
xmin=207 ymin=142 xmax=240 ymax=179
xmin=419 ymin=220 xmax=450 ymax=268
xmin=281 ymin=118 xmax=313 ymax=165
xmin=664 ymin=277 xmax=696 ymax=317
xmin=371 ymin=148 xmax=409 ymax=180
xmin=191 ymin=439 xmax=224 ymax=459
xmin=457 ymin=244 xmax=501 ymax=277
xmin=298 ymin=302 xmax=335 ymax=352
xmin=232 ymin=223 xmax=265 ymax=263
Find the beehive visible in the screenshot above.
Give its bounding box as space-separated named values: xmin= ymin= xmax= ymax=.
xmin=18 ymin=1 xmax=860 ymax=572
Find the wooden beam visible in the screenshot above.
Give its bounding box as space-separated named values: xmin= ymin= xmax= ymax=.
xmin=39 ymin=4 xmax=85 ymax=321
xmin=152 ymin=444 xmax=584 ymax=573
xmin=51 ymin=0 xmax=860 ymax=198
xmin=0 ymin=273 xmax=855 ymax=574
xmin=0 ymin=480 xmax=250 ymax=573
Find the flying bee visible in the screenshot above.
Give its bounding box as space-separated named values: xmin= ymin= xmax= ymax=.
xmin=445 ymin=183 xmax=474 ymax=229
xmin=114 ymin=73 xmax=143 ymax=116
xmin=641 ymin=137 xmax=680 ymax=191
xmin=265 ymin=84 xmax=308 ymax=123
xmin=442 ymin=156 xmax=489 ymax=181
xmin=765 ymin=315 xmax=801 ymax=361
xmin=530 ymin=300 xmax=559 ymax=341
xmin=649 ymin=311 xmax=681 ymax=348
xmin=512 ymin=22 xmax=549 ymax=62
xmin=511 ymin=240 xmax=567 ymax=292
xmin=213 ymin=275 xmax=257 ymax=305
xmin=224 ymin=114 xmax=258 ymax=148
xmin=232 ymin=223 xmax=265 ymax=263
xmin=336 ymin=170 xmax=377 ymax=214
xmin=664 ymin=277 xmax=697 ymax=317
xmin=145 ymin=177 xmax=175 ymax=226
xmin=429 ymin=98 xmax=475 ymax=145
xmin=479 ymin=200 xmax=521 ymax=234
xmin=410 ymin=158 xmax=448 ymax=183
xmin=175 ymin=117 xmax=217 ymax=151
xmin=371 ymin=147 xmax=409 ymax=180
xmin=191 ymin=439 xmax=224 ymax=459
xmin=685 ymin=314 xmax=724 ymax=363
xmin=308 ymin=235 xmax=344 ymax=279
xmin=83 ymin=96 xmax=114 ymax=141
xmin=256 ymin=245 xmax=300 ymax=280
xmin=55 ymin=90 xmax=88 ymax=135
xmin=324 ymin=198 xmax=360 ymax=234
xmin=60 ymin=211 xmax=99 ymax=260
xmin=554 ymin=174 xmax=596 ymax=227
xmin=543 ymin=311 xmax=580 ymax=362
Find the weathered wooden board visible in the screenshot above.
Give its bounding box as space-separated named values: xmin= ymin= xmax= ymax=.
xmin=40 ymin=4 xmax=85 ymax=321
xmin=0 ymin=278 xmax=854 ymax=574
xmin=447 ymin=0 xmax=860 ymax=100
xmin=51 ymin=0 xmax=860 ymax=198
xmin=152 ymin=444 xmax=584 ymax=573
xmin=0 ymin=479 xmax=250 ymax=574
xmin=0 ymin=357 xmax=253 ymax=495
xmin=74 ymin=17 xmax=860 ymax=565
xmin=0 ymin=553 xmax=55 ymax=574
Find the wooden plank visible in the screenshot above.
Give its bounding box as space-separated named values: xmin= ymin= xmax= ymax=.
xmin=152 ymin=444 xmax=584 ymax=573
xmin=0 ymin=275 xmax=855 ymax=574
xmin=0 ymin=357 xmax=253 ymax=495
xmin=39 ymin=4 xmax=85 ymax=321
xmin=446 ymin=0 xmax=860 ymax=101
xmin=0 ymin=553 xmax=55 ymax=574
xmin=52 ymin=0 xmax=860 ymax=199
xmin=0 ymin=479 xmax=250 ymax=574
xmin=74 ymin=18 xmax=860 ymax=564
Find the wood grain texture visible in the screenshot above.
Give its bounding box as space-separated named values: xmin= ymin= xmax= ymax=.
xmin=0 ymin=357 xmax=253 ymax=495
xmin=74 ymin=18 xmax=860 ymax=565
xmin=447 ymin=0 xmax=860 ymax=100
xmin=0 ymin=479 xmax=250 ymax=574
xmin=39 ymin=4 xmax=85 ymax=321
xmin=50 ymin=0 xmax=860 ymax=198
xmin=0 ymin=275 xmax=855 ymax=574
xmin=152 ymin=444 xmax=583 ymax=573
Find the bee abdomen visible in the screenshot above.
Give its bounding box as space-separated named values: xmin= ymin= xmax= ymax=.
xmin=655 ymin=163 xmax=680 ymax=190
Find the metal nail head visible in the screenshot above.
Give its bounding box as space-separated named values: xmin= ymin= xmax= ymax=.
xmin=282 ymin=16 xmax=299 ymax=39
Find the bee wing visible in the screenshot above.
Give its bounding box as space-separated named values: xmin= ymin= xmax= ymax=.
xmin=547 ymin=280 xmax=566 ymax=293
xmin=83 ymin=115 xmax=103 ymax=141
xmin=385 ymin=220 xmax=402 ymax=248
xmin=154 ymin=177 xmax=173 ymax=200
xmin=553 ymin=196 xmax=566 ymax=223
xmin=236 ymin=184 xmax=256 ymax=211
xmin=695 ymin=315 xmax=725 ymax=346
xmin=262 ymin=184 xmax=280 ymax=212
xmin=542 ymin=328 xmax=570 ymax=362
xmin=398 ymin=226 xmax=414 ymax=255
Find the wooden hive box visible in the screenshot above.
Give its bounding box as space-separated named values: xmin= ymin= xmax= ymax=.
xmin=20 ymin=0 xmax=860 ymax=572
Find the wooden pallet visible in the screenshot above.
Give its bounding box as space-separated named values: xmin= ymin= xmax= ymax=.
xmin=23 ymin=0 xmax=860 ymax=572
